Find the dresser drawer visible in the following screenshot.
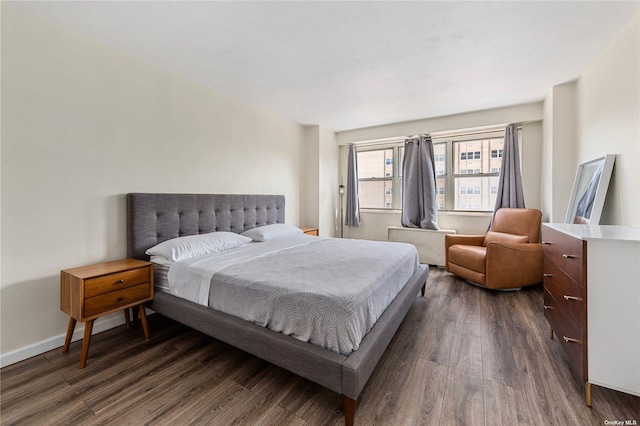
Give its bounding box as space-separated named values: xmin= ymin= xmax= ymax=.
xmin=543 ymin=259 xmax=584 ymax=329
xmin=544 ymin=288 xmax=586 ymax=380
xmin=542 ymin=226 xmax=585 ymax=284
xmin=84 ymin=283 xmax=151 ymax=318
xmin=84 ymin=267 xmax=150 ymax=298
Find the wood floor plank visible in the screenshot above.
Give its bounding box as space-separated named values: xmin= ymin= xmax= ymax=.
xmin=277 ymin=378 xmax=343 ymax=423
xmin=482 ymin=379 xmax=520 ymax=425
xmin=440 ymin=334 xmax=484 ymax=425
xmin=2 ymin=268 xmax=639 ymax=425
xmin=392 ymin=358 xmax=448 ymax=425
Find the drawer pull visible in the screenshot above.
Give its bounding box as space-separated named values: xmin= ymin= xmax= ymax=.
xmin=543 ymin=273 xmax=553 ymax=278
xmin=117 ymin=296 xmax=125 ymax=301
xmin=563 ymin=295 xmax=582 ymax=301
xmin=542 ymin=241 xmax=552 ymax=245
xmin=543 ymin=305 xmax=552 ymax=310
xmin=562 ymin=254 xmax=577 ymax=259
xmin=563 ymin=336 xmax=581 ymax=344
xmin=116 ymin=279 xmax=125 ymax=284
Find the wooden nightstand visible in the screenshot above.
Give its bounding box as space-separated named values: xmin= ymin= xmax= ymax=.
xmin=300 ymin=227 xmax=319 ymax=236
xmin=60 ymin=258 xmax=154 ymax=368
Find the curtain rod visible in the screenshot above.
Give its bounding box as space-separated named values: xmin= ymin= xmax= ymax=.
xmin=353 ymin=124 xmax=518 ymax=148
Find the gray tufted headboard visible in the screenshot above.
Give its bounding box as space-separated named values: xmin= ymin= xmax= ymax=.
xmin=127 ymin=193 xmax=285 ymax=260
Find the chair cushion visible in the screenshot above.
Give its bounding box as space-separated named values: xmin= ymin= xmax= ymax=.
xmin=448 ymin=244 xmax=486 ymax=273
xmin=491 ymin=208 xmax=542 ymax=243
xmin=483 ymin=231 xmax=529 ymax=247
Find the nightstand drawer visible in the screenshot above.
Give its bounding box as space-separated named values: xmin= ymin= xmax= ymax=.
xmin=85 ymin=267 xmax=150 ymax=298
xmin=84 ymin=283 xmax=151 ymax=317
xmin=543 ymin=258 xmax=584 ymax=329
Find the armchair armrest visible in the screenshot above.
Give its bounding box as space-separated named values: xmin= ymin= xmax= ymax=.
xmin=485 ymin=242 xmax=543 ymax=289
xmin=444 ymin=234 xmax=485 ymax=272
xmin=444 ymin=234 xmax=485 ymax=249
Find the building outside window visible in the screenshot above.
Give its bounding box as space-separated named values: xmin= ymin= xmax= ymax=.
xmin=451 ymin=138 xmax=504 ymax=211
xmin=356 ymin=130 xmax=510 ymax=212
xmin=357 ymin=148 xmax=401 ymax=209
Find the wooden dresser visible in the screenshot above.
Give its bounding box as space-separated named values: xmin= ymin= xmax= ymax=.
xmin=542 ymin=224 xmax=640 ymax=404
xmin=60 ymin=258 xmax=154 ymax=368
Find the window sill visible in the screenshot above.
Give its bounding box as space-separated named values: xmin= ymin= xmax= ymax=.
xmin=359 ymin=209 xmax=492 ymax=217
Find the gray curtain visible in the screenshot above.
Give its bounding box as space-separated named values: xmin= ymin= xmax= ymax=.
xmin=345 ymin=144 xmax=361 ymax=227
xmin=492 ymin=124 xmax=525 ymax=224
xmin=401 ymin=135 xmax=439 ymax=230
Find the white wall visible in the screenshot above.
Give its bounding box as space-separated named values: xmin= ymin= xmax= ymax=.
xmin=0 ymin=5 xmax=304 ymax=362
xmin=337 ymin=102 xmax=543 ymax=145
xmin=318 ymin=127 xmax=339 ymax=237
xmin=338 ymin=103 xmax=544 ymax=240
xmin=542 ymin=82 xmax=578 ymax=222
xmin=301 ymin=126 xmax=320 ymax=229
xmin=301 ymin=125 xmax=338 ymax=237
xmin=576 ymin=13 xmax=639 ymax=227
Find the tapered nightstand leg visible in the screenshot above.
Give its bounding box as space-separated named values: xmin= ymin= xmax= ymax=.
xmin=124 ymin=309 xmax=131 ymax=329
xmin=63 ymin=317 xmax=76 ymax=353
xmin=138 ymin=304 xmax=150 ymax=340
xmin=79 ymin=320 xmax=94 ymax=369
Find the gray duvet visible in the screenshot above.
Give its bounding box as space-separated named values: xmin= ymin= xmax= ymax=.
xmin=206 ymin=237 xmax=419 ymax=355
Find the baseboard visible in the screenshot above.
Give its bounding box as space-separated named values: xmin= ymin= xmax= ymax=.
xmin=1 ymin=310 xmax=153 ymax=368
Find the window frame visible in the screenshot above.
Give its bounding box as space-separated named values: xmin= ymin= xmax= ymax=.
xmin=356 ymin=145 xmax=404 ymax=210
xmin=435 ymin=130 xmax=510 ymax=212
xmin=355 ymin=127 xmax=516 ymax=212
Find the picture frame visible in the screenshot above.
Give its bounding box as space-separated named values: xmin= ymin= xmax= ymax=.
xmin=564 ymin=154 xmax=615 ymax=224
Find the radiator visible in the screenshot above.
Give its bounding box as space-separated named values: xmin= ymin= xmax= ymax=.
xmin=387 ymin=226 xmax=457 ymax=267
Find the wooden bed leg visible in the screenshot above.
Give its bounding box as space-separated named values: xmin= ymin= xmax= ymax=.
xmin=343 ymin=396 xmax=356 ymax=426
xmin=421 ymin=282 xmax=426 ymax=297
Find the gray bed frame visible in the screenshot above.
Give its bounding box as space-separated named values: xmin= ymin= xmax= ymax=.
xmin=127 ymin=193 xmax=429 ymax=425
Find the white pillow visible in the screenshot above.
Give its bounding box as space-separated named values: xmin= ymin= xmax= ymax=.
xmin=145 ymin=231 xmax=251 ymax=261
xmin=241 ymin=223 xmax=303 ymax=242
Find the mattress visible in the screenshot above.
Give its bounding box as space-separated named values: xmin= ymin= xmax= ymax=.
xmin=160 ymin=235 xmax=420 ymax=354
xmin=150 ymin=256 xmax=171 ymax=292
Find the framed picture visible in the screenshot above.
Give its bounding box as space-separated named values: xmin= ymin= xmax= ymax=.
xmin=564 ymin=154 xmax=615 ymax=224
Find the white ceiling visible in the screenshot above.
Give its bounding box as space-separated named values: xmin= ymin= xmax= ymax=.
xmin=11 ymin=1 xmax=640 ymax=131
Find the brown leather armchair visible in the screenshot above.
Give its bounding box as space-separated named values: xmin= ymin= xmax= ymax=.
xmin=445 ymin=208 xmax=543 ymax=290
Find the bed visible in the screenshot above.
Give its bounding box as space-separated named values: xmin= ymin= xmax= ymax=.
xmin=126 ymin=193 xmax=429 ymax=425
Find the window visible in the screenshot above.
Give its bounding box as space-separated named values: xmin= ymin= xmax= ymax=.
xmin=433 ymin=135 xmax=506 ymax=211
xmin=451 ymin=138 xmax=504 ymax=211
xmin=460 ymin=151 xmax=481 ymax=160
xmin=355 ymin=128 xmax=513 ymax=212
xmin=357 ymin=147 xmax=403 ymax=209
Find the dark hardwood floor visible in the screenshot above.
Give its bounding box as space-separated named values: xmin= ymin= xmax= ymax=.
xmin=2 ymin=268 xmax=639 ymax=425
